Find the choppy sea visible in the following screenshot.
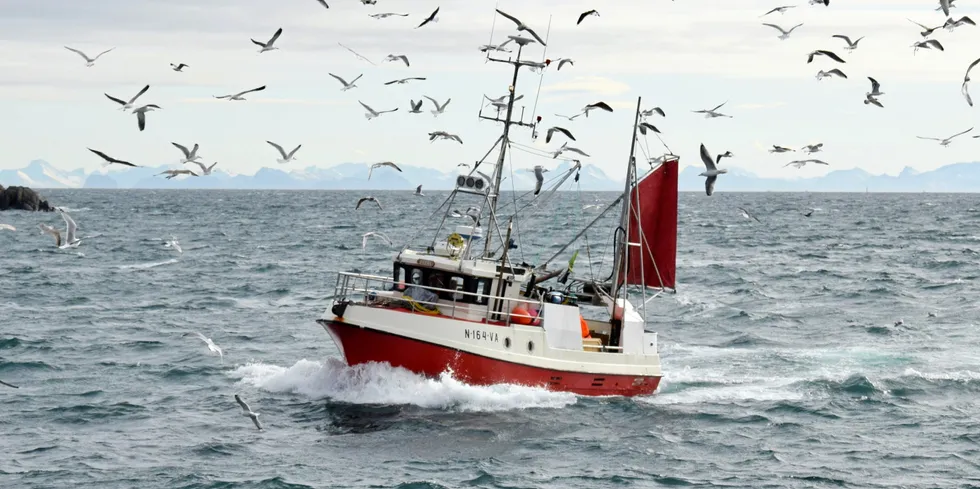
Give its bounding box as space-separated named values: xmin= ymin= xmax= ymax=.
xmin=1 ymin=189 xmax=979 ymax=489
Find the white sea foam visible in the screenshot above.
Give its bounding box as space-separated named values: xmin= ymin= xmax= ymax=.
xmin=117 ymin=258 xmax=179 ymax=270
xmin=229 ymin=358 xmax=578 ymax=412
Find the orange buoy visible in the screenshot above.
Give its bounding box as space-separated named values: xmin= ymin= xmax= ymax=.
xmin=580 ymin=316 xmax=591 ymax=338
xmin=512 ymin=305 xmax=533 ymax=325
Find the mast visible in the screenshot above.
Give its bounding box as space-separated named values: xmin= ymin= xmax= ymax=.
xmin=479 ymin=44 xmax=537 ymax=259
xmin=608 ymin=97 xmax=642 ymax=347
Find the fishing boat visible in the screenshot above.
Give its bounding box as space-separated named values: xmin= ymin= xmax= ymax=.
xmin=316 ymin=37 xmax=679 ymax=397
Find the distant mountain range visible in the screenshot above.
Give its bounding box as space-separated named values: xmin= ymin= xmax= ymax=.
xmin=3 ymin=159 xmax=980 ymax=192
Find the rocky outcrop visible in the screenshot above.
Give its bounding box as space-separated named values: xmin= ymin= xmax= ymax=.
xmin=0 ymin=185 xmax=54 ymax=211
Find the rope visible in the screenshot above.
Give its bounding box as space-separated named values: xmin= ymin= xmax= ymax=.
xmin=402 ymin=295 xmax=441 ymax=315
xmin=528 ymin=14 xmax=553 ymax=130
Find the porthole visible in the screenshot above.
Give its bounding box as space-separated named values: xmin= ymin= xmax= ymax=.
xmin=504 ymin=338 xmax=511 ymax=348
xmin=527 ymin=341 xmax=534 ymax=353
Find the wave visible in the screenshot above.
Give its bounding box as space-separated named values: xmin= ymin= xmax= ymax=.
xmin=117 ymin=258 xmax=179 ymax=270
xmin=229 ymin=358 xmax=577 ymax=412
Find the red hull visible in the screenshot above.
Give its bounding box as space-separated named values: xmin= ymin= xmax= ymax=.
xmin=320 ymin=319 xmax=661 ymax=397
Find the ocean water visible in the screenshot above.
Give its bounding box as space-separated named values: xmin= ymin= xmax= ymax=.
xmin=1 ymin=189 xmax=979 ymax=489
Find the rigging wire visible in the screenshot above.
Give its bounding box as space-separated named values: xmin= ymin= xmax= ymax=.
xmin=505 ymin=143 xmax=526 ymax=264
xmin=527 ymin=14 xmax=553 ymax=134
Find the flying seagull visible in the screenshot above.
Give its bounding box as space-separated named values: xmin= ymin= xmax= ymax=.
xmin=769 ymin=145 xmax=794 ymax=153
xmin=582 ymin=101 xmax=613 ymax=117
xmin=939 ymin=0 xmax=951 ymax=17
xmin=908 ymin=18 xmax=943 ymax=38
xmin=867 ymin=77 xmax=884 ymax=96
xmin=368 ymin=161 xmax=402 ymax=179
xmin=267 ymin=141 xmax=302 ymax=163
xmin=370 ymin=13 xmax=409 ymax=19
xmin=806 ymin=50 xmax=845 ymax=64
xmin=38 ymin=209 xmax=81 ymax=249
xmin=64 ymin=46 xmax=115 ymax=67
xmin=577 ymin=10 xmax=599 ymax=25
xmin=234 ymin=394 xmax=263 ymax=430
xmin=315 ymin=0 xmax=329 ymax=8
xmin=943 ymin=16 xmax=975 ymax=31
xmin=251 ymin=27 xmax=283 ymax=53
xmin=424 ymin=96 xmax=451 ymax=116
xmin=864 ymin=93 xmax=884 ymax=108
xmin=164 ymin=235 xmax=182 ymax=253
xmin=183 ymin=331 xmax=223 ymax=361
xmin=816 ymin=68 xmax=847 ymax=80
xmin=738 ymin=207 xmax=762 ymax=223
xmin=545 ymin=126 xmax=575 ymax=143
xmin=158 ymin=169 xmax=198 ymax=180
xmin=188 ymin=161 xmax=218 ymax=176
xmin=912 ymin=39 xmax=944 ymax=54
xmin=408 ymin=99 xmax=424 ymax=113
xmin=555 ymin=58 xmax=574 ymax=71
xmin=809 ymin=0 xmax=829 ymax=5
xmin=638 ymin=122 xmax=660 ymax=135
xmin=172 ymin=142 xmax=202 ymax=164
xmin=132 ymin=104 xmax=161 ymax=132
xmin=699 ymin=144 xmax=729 ymax=196
xmin=384 ymin=54 xmax=410 ymax=67
xmin=214 ymin=86 xmax=266 ymax=101
xmin=761 ymin=6 xmax=795 ymax=16
xmin=785 ymin=159 xmax=829 ymax=168
xmin=552 ymin=142 xmax=590 ymax=159
xmin=529 ymin=165 xmax=549 ymax=195
xmin=416 ymin=7 xmax=440 ymax=28
xmin=329 ymin=73 xmax=363 ymax=91
xmin=359 ymin=101 xmax=398 ymax=120
xmin=105 ymin=84 xmax=150 ymax=111
xmin=414 ymin=185 xmax=425 ymax=197
xmin=916 ymin=127 xmax=973 ymax=147
xmin=961 ymin=57 xmax=980 ymax=107
xmin=763 ymin=22 xmax=803 ymax=40
xmin=170 ymin=63 xmax=188 ymax=72
xmin=641 ymin=107 xmax=666 ymax=118
xmin=495 ymin=9 xmax=547 ymax=46
xmin=802 ymin=143 xmax=823 ymax=154
xmin=428 ymin=131 xmax=463 ymax=144
xmin=832 ymin=34 xmax=865 ymax=52
xmin=384 ymin=77 xmax=426 ymax=85
xmin=0 ymin=224 xmax=15 ymax=231
xmin=693 ymin=101 xmax=732 ymax=118
xmin=356 ymin=196 xmax=383 ymax=210
xmin=338 ymin=43 xmax=376 ymax=65
xmin=88 ymin=148 xmax=138 ymax=167
xmin=362 ymin=231 xmax=393 ymax=249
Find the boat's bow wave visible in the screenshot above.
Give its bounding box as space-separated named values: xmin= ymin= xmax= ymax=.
xmin=229 ymin=358 xmax=578 ymax=412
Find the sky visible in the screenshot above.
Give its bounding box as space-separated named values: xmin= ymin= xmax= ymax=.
xmin=0 ymin=0 xmax=978 ymax=182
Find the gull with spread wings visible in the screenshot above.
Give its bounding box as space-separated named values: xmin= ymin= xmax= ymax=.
xmin=64 ymin=46 xmax=115 ymax=67
xmin=495 ymin=9 xmax=547 ymax=46
xmin=916 ymin=127 xmax=973 ymax=147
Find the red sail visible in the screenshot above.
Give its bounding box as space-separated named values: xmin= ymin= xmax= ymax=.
xmin=622 ymin=158 xmax=678 ymax=289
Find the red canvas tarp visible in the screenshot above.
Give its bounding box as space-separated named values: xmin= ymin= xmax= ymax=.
xmin=621 ymin=159 xmax=678 ymax=289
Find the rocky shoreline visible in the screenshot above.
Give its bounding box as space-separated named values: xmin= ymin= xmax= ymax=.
xmin=0 ymin=185 xmax=55 ymax=211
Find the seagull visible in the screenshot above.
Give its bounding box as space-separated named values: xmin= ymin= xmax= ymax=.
xmin=943 ymin=16 xmax=975 ymax=31
xmin=384 ymin=77 xmax=426 ymax=85
xmin=785 ymin=159 xmax=829 ymax=168
xmin=39 ymin=209 xmax=82 ymax=248
xmin=360 ymin=0 xmax=377 ymax=4
xmin=267 ymin=141 xmax=302 ymax=163
xmin=552 ymin=143 xmax=590 ymax=159
xmin=338 ymin=43 xmax=376 ymax=65
xmin=939 ymin=0 xmax=952 ymax=16
xmin=699 ymin=144 xmax=729 ymax=196
xmin=555 ymin=113 xmax=583 ymax=121
xmin=158 ymin=169 xmax=198 ymax=180
xmin=368 ymin=161 xmax=402 ymax=179
xmin=251 ymin=27 xmax=283 ymax=53
xmin=912 ymin=39 xmax=944 ymax=54
xmin=188 ymin=161 xmax=218 ymax=175
xmin=164 ymin=235 xmax=182 ymax=253
xmin=170 ymin=63 xmax=188 ymax=72
xmin=315 ymin=0 xmax=329 ymax=8
xmin=809 ymin=0 xmax=829 ymax=5
xmin=529 ymin=165 xmax=549 ymax=195
xmin=183 ymin=331 xmax=223 ymax=361
xmin=0 ymin=379 xmax=18 ymax=388
xmin=362 ymin=231 xmax=393 ymax=249
xmin=479 ymin=43 xmax=513 ymax=53
xmin=582 ymin=101 xmax=613 ymax=117
xmin=545 ymin=126 xmax=575 ymax=143
xmin=383 ymin=54 xmax=410 ymax=67
xmin=693 ymin=101 xmax=732 ymax=118
xmin=329 ymin=73 xmax=363 ymax=91
xmin=64 ymin=46 xmax=114 ymax=67
xmin=414 ymin=185 xmax=425 ymax=197
xmin=577 ymin=10 xmax=599 ymax=25
xmin=356 ymin=196 xmax=383 ymax=210
xmin=916 ymin=127 xmax=973 ymax=147
xmin=832 ymin=34 xmax=865 ymax=52
xmin=763 ymin=23 xmax=803 ymax=40
xmin=105 ymin=84 xmax=150 ymax=111
xmin=555 ymin=58 xmax=574 ymax=70
xmin=506 ymin=35 xmax=537 ymax=47
xmin=761 ymin=6 xmax=795 ymax=16
xmin=867 ymin=77 xmax=884 ymax=96
xmin=370 ymin=13 xmax=409 ymax=19
xmin=864 ymin=93 xmax=884 ymax=108
xmin=88 ymin=148 xmax=138 ymax=167
xmin=0 ymin=224 xmax=15 ymax=231
xmin=806 ymin=50 xmax=845 ymax=64
xmin=816 ymin=68 xmax=848 ymax=80
xmin=638 ymin=122 xmax=660 ymax=135
xmin=213 ymin=86 xmax=266 ymax=101
xmin=429 ymin=131 xmax=463 ymax=144
xmin=416 ymin=7 xmax=440 ymax=28
xmin=234 ymin=394 xmax=262 ymax=430
xmin=495 ymin=9 xmax=547 ymax=46
xmin=802 ymin=143 xmax=823 ymax=154
xmin=769 ymin=145 xmax=795 ymax=153
xmin=738 ymin=207 xmax=762 ymax=223
xmin=408 ymin=99 xmax=424 ymax=113
xmin=640 ymin=107 xmax=666 ymax=118
xmin=171 ymin=142 xmax=202 ymax=164
xmin=132 ymin=104 xmax=161 ymax=132
xmin=359 ymin=101 xmax=399 ymax=120
xmin=424 ymin=96 xmax=451 ymax=116
xmin=908 ymin=19 xmax=943 ymax=38
xmin=961 ymin=57 xmax=980 ymax=107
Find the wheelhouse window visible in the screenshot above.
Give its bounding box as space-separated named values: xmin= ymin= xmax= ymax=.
xmin=449 ymin=276 xmax=465 ymax=301
xmin=473 ymin=278 xmax=490 ymax=305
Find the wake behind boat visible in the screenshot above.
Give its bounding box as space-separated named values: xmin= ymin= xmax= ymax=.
xmin=316 ymin=22 xmax=679 ymax=397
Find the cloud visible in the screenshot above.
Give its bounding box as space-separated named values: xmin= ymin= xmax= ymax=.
xmin=734 ymin=101 xmax=787 ymax=110
xmin=542 ymin=76 xmax=631 ymax=96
